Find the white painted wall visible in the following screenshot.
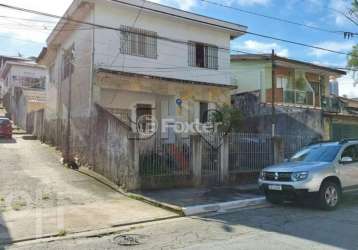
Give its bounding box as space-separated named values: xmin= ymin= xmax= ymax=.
xmin=45 ymin=13 xmax=93 ymax=122
xmin=2 ymin=65 xmax=46 ymax=95
xmin=93 ymin=1 xmax=232 ymax=85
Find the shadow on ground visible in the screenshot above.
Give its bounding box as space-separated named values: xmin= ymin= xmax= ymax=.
xmin=194 ymin=192 xmax=358 ymax=249
xmin=136 ymin=186 xmax=262 ymax=208
xmin=0 ymin=213 xmax=11 ymax=250
xmin=0 ymin=138 xmax=16 ymax=144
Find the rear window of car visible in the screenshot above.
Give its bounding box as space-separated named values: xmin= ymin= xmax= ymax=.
xmin=0 ymin=119 xmax=10 ymax=125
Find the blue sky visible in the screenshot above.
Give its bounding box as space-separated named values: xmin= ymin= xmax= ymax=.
xmin=0 ymin=0 xmax=357 ymax=96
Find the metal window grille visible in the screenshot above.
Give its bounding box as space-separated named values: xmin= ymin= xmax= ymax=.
xmin=62 ymin=47 xmax=74 ymax=80
xmin=120 ymin=25 xmax=158 ymax=59
xmin=188 ymin=41 xmax=218 ymax=70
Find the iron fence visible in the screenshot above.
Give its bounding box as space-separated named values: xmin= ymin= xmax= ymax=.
xmin=201 ymin=134 xmax=222 ymax=184
xmin=138 ymin=135 xmax=192 ymax=177
xmin=281 ymin=134 xmax=316 ymax=159
xmin=229 ymin=133 xmax=273 ymax=173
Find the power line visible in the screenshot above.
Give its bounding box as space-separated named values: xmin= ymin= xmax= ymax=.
xmin=197 ymin=0 xmax=358 ymax=36
xmin=0 ymin=1 xmax=356 ymax=59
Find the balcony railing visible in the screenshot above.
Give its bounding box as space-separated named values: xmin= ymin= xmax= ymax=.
xmin=321 ymin=96 xmax=342 ymax=113
xmin=283 ymin=89 xmax=314 ymax=106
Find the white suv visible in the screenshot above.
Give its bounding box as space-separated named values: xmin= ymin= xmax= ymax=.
xmin=259 ymin=139 xmax=358 ymax=210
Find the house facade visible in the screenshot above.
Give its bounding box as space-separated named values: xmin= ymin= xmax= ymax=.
xmin=322 ymin=96 xmax=358 ymax=140
xmin=0 ymin=55 xmax=33 ymax=100
xmin=37 ymin=0 xmax=246 ymax=149
xmin=231 ymin=54 xmax=346 ymax=139
xmin=0 ymin=61 xmax=46 ymax=129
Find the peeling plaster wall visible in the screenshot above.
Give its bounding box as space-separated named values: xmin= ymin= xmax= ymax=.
xmin=233 ymin=92 xmax=324 ymax=139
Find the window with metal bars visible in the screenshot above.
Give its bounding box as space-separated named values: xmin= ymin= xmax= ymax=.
xmin=62 ymin=46 xmax=74 ymax=80
xmin=120 ymin=25 xmax=158 ymax=59
xmin=188 ymin=42 xmax=218 ymax=70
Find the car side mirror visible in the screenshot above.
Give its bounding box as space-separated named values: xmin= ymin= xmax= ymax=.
xmin=340 ymin=157 xmax=353 ymax=164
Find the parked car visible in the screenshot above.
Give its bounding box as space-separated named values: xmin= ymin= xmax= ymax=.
xmin=0 ymin=118 xmax=12 ymax=139
xmin=259 ymin=139 xmax=358 ymax=210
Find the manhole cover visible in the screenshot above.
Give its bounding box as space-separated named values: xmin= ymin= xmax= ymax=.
xmin=113 ymin=234 xmax=148 ymax=246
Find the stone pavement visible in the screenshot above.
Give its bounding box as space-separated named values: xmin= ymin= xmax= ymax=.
xmin=7 ymin=194 xmax=358 ymax=250
xmin=0 ymin=135 xmax=177 ymax=244
xmin=134 ymin=185 xmax=265 ymax=216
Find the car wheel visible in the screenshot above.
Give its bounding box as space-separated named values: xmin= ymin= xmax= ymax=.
xmin=265 ymin=192 xmax=283 ymax=205
xmin=319 ymin=181 xmax=341 ymax=210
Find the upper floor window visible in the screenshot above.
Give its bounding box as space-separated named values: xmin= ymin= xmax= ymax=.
xmin=188 ymin=42 xmax=218 ymax=70
xmin=120 ymin=26 xmax=157 ymax=59
xmin=276 ymin=75 xmax=288 ymax=89
xmin=62 ymin=46 xmax=74 ymax=80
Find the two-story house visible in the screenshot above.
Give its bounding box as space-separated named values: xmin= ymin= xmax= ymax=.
xmin=0 ymin=55 xmax=33 ymax=99
xmin=231 ymin=54 xmax=346 ymax=139
xmin=37 ymin=0 xmax=247 ymax=149
xmin=0 ymin=60 xmax=47 ymax=129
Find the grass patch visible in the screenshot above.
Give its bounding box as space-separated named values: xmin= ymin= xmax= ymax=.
xmin=58 ymin=229 xmax=67 ymax=237
xmin=11 ymin=200 xmax=27 ymax=211
xmin=42 ymin=193 xmax=51 ymax=200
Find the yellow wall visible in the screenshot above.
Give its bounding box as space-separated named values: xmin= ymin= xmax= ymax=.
xmin=95 ymin=72 xmax=233 ymax=123
xmin=27 ymin=102 xmax=45 ymax=113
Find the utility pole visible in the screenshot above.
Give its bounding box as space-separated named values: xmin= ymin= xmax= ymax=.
xmin=64 ymin=49 xmax=74 ymax=164
xmin=271 ymin=49 xmax=276 ymax=138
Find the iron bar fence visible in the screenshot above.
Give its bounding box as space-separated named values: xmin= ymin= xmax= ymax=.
xmin=138 ymin=134 xmax=192 ymax=177
xmin=228 ymin=133 xmax=273 ymax=173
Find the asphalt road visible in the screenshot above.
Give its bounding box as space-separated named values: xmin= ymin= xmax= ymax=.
xmin=6 ymin=194 xmax=358 ymax=250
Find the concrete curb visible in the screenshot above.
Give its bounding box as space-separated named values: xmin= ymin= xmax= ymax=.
xmin=183 ymin=197 xmax=267 ymax=216
xmin=77 ymin=167 xmax=267 ymax=217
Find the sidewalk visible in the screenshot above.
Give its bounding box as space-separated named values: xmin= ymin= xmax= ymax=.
xmin=0 ymin=136 xmax=177 ymax=244
xmin=134 ymin=185 xmax=267 ymax=216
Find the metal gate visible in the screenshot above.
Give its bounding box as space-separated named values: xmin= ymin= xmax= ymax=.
xmin=332 ymin=123 xmax=358 ymax=140
xmin=201 ymin=134 xmax=222 ymax=186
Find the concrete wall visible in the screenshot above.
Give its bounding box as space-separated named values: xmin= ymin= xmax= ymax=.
xmin=93 ymin=1 xmax=232 ymax=85
xmin=233 ymin=92 xmax=324 ymax=138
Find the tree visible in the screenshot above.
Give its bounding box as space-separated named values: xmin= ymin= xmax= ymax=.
xmin=348 ymin=45 xmax=358 ymax=68
xmin=348 ymin=1 xmax=358 ymax=76
xmin=210 ymin=104 xmax=243 ymax=133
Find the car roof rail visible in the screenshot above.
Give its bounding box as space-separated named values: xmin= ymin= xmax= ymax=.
xmin=308 ymin=140 xmax=337 ymax=146
xmin=339 ymin=138 xmax=358 ymax=144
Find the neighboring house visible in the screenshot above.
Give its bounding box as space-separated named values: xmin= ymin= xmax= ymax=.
xmin=0 ymin=61 xmax=47 ymax=128
xmin=37 ymin=0 xmax=246 ymax=148
xmin=0 ymin=55 xmax=32 ymax=99
xmin=231 ymin=54 xmax=346 ymax=138
xmin=14 ymin=88 xmax=46 ymax=131
xmin=322 ymin=96 xmax=358 ymax=140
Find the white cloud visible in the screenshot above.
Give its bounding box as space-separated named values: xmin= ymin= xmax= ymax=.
xmin=223 ymin=0 xmax=271 ymax=7
xmin=149 ymin=0 xmax=196 ymax=10
xmin=329 ymin=0 xmax=352 ymax=26
xmin=233 ymin=40 xmax=289 ymax=57
xmin=309 ymin=41 xmax=354 ymax=57
xmin=338 ymin=73 xmax=358 ymax=98
xmin=0 ymin=0 xmax=72 ymax=44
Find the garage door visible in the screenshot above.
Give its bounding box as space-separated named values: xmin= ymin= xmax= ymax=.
xmin=332 ymin=123 xmax=358 ymax=140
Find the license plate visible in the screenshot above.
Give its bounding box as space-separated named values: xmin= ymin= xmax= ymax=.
xmin=268 ymin=185 xmax=282 ymax=191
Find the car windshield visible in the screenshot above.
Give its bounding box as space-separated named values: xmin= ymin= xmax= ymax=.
xmin=0 ymin=119 xmax=9 ymax=125
xmin=290 ymin=144 xmax=342 ymax=163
